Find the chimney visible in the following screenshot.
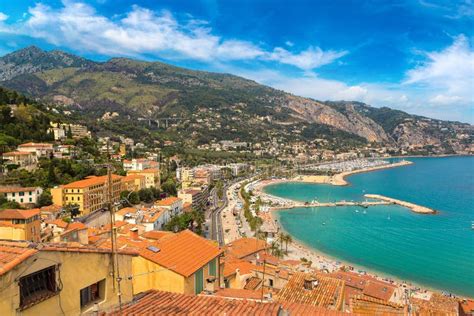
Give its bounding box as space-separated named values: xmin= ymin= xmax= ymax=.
xmin=130 ymin=227 xmax=139 ymax=240
xmin=304 ymin=277 xmax=317 ymax=290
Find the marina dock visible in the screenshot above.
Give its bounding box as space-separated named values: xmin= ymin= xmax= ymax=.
xmin=364 ymin=194 xmax=436 ymax=214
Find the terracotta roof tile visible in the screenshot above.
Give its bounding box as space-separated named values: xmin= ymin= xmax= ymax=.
xmin=276 ymin=272 xmax=345 ymax=310
xmin=141 ymin=230 xmax=172 ymax=240
xmin=63 ymin=175 xmax=122 ymax=189
xmin=0 ymin=186 xmax=38 ymax=193
xmin=223 ymin=258 xmax=257 ymax=277
xmin=224 ymin=238 xmax=267 ymax=259
xmin=156 ymin=197 xmax=181 ymax=206
xmin=214 ymin=288 xmax=262 ymax=300
xmin=0 ymin=209 xmax=40 ymax=220
xmin=106 ymin=290 xmax=347 ymax=315
xmin=0 ymin=242 xmax=37 ymax=276
xmin=244 ymin=277 xmax=263 ymax=290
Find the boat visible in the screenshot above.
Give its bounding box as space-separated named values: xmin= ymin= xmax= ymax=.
xmin=355 ymin=210 xmax=359 ymax=213
xmin=363 ymin=210 xmax=367 ymax=214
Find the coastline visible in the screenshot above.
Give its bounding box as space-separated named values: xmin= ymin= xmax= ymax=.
xmin=330 ymin=160 xmax=413 ymax=186
xmin=268 ymin=209 xmax=452 ymax=297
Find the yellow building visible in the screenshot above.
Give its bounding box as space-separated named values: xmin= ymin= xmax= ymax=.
xmin=122 ymin=174 xmax=146 ymax=192
xmin=0 ymin=209 xmax=41 ymax=242
xmin=127 ymin=168 xmax=160 ymax=189
xmin=51 ymin=175 xmax=123 ymax=215
xmin=119 ymin=144 xmax=126 ymax=157
xmin=0 ymin=240 xmax=136 ymax=315
xmin=98 ymin=229 xmax=222 ymax=295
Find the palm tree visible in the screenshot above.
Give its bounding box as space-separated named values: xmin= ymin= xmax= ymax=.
xmin=284 ymin=233 xmax=293 ymax=254
xmin=278 ymin=232 xmax=285 ymax=253
xmin=270 ymin=240 xmax=279 ymax=256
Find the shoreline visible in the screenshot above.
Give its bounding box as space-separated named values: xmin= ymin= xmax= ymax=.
xmin=247 ymin=158 xmax=471 ymax=298
xmin=330 ymin=160 xmax=413 ymax=186
xmin=268 ymin=209 xmax=464 ymax=298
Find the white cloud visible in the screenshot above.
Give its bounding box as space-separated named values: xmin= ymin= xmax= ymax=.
xmin=404 ymin=34 xmax=474 ymax=107
xmin=0 ymin=1 xmax=344 ymax=70
xmin=0 ymin=12 xmax=8 ymax=22
xmin=267 ymin=46 xmax=347 ymax=71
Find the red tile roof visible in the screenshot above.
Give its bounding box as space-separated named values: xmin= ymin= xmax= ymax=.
xmin=0 ymin=242 xmax=37 ymax=276
xmin=0 ymin=186 xmax=38 ymax=193
xmin=62 ymin=175 xmax=122 ymax=189
xmin=0 ymin=240 xmax=137 ymax=276
xmin=139 ymin=230 xmax=222 ymax=277
xmin=106 ymin=290 xmax=347 ymax=315
xmin=223 ymin=258 xmax=257 ymax=277
xmin=156 ymin=196 xmax=181 ymax=206
xmin=99 ymin=230 xmax=222 ymax=277
xmin=0 ymin=209 xmax=40 ymax=220
xmin=46 ymin=219 xmax=68 ymax=229
xmin=18 ymin=142 xmax=53 ymax=148
xmin=214 ymin=288 xmax=262 ymax=300
xmin=244 ymin=277 xmax=263 ymax=290
xmin=141 ymin=230 xmax=172 ymax=240
xmin=276 ymin=272 xmax=345 ymax=310
xmin=224 ymin=238 xmax=268 ymax=259
xmin=3 ymin=151 xmax=34 ymax=156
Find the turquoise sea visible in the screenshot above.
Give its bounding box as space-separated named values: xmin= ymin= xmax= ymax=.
xmin=264 ymin=156 xmax=474 ymax=297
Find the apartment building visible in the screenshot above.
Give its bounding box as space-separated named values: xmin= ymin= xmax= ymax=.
xmin=0 ymin=241 xmax=135 ymax=315
xmin=127 ymin=168 xmax=160 ymax=189
xmin=17 ymin=142 xmax=54 ymax=158
xmin=0 ymin=209 xmax=41 ymax=242
xmin=0 ymin=186 xmax=43 ymax=206
xmin=51 ymin=175 xmax=123 ymax=215
xmin=2 ymin=151 xmax=37 ymax=171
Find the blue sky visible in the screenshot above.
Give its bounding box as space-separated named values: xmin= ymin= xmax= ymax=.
xmin=0 ymin=0 xmax=473 ymax=122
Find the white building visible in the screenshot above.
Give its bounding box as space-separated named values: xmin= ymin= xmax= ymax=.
xmin=17 ymin=142 xmax=54 ymax=158
xmin=0 ymin=186 xmax=43 ymax=206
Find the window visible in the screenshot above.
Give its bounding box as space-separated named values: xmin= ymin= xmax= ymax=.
xmin=195 ymin=268 xmax=204 ymax=295
xmin=19 ymin=192 xmax=24 ymax=196
xmin=269 ymin=279 xmax=274 ymax=287
xmin=80 ymin=280 xmax=104 ymax=308
xmin=208 ymin=259 xmax=216 ymax=276
xmin=19 ymin=266 xmax=58 ymax=310
xmin=29 ymin=198 xmax=32 ymax=202
xmin=12 ymin=192 xmax=15 ymax=197
xmin=29 ymin=191 xmax=32 ymax=195
xmin=20 ymin=198 xmax=24 ymax=203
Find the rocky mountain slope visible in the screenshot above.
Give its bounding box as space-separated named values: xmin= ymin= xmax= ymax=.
xmin=0 ymin=46 xmax=472 ymax=153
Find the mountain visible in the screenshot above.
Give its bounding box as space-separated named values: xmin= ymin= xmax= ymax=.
xmin=0 ymin=46 xmax=472 ymax=154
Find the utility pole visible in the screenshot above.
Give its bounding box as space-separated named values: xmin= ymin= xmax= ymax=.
xmin=104 ymin=142 xmax=123 ymax=314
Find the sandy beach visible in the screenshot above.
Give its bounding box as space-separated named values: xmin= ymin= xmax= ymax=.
xmin=330 ymin=160 xmax=413 ymax=186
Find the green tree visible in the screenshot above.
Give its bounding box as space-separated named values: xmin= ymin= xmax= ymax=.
xmin=67 ymin=125 xmax=73 ymax=138
xmin=37 ymin=191 xmax=53 ymax=207
xmin=138 ymin=188 xmax=154 ymax=203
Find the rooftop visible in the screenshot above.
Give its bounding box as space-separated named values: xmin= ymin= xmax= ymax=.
xmin=62 ymin=175 xmax=123 ymax=189
xmin=276 ymin=272 xmax=345 ymax=310
xmin=18 ymin=142 xmax=53 ymax=148
xmin=0 ymin=186 xmax=38 ymax=193
xmin=156 ymin=196 xmax=181 ymax=206
xmin=223 ymin=258 xmax=258 ymax=277
xmin=224 ymin=237 xmax=267 ymax=259
xmin=0 ymin=240 xmax=137 ymax=276
xmin=350 ymin=295 xmax=405 ymax=315
xmin=0 ymin=209 xmax=40 ymax=220
xmin=106 ymin=290 xmax=346 ymax=315
xmin=99 ymin=229 xmax=222 ymax=277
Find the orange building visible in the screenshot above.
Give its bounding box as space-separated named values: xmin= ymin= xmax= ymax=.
xmin=122 ymin=174 xmax=146 ymax=192
xmin=0 ymin=209 xmax=41 ymax=242
xmin=127 ymin=168 xmax=160 ymax=189
xmin=51 ymin=175 xmax=123 ymax=215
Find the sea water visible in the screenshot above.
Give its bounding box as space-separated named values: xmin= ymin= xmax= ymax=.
xmin=265 ymin=156 xmax=474 ymax=297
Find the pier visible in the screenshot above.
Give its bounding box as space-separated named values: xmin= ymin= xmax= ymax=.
xmin=268 ymin=194 xmax=436 ymax=214
xmin=270 ymin=200 xmax=391 ymax=211
xmin=364 ymin=194 xmax=436 ymax=214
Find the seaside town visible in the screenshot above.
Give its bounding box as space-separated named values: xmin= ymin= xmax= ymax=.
xmin=0 ymin=1 xmax=473 ymax=314
xmin=0 ymin=125 xmax=472 ymax=315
